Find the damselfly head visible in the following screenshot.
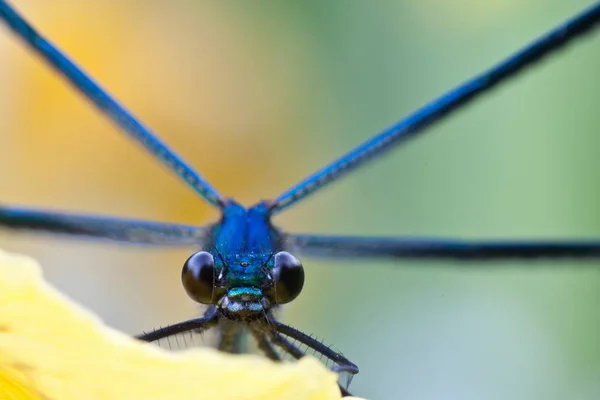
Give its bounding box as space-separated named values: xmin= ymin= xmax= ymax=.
xmin=181 ymin=249 xmax=305 ymax=320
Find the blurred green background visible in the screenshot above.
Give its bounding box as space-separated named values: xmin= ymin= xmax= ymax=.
xmin=1 ymin=1 xmax=600 ymax=399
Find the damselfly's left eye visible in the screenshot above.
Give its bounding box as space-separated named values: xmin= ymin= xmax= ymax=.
xmin=271 ymin=251 xmax=304 ymax=304
xmin=182 ymin=251 xmax=217 ymax=304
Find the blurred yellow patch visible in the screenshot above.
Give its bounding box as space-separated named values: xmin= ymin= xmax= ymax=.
xmin=0 ymin=248 xmax=360 ymax=400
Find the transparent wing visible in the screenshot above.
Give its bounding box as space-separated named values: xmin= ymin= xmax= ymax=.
xmin=268 ymin=3 xmax=600 ymax=214
xmin=286 ymin=234 xmax=600 ymax=261
xmin=0 ymin=205 xmax=209 ymax=246
xmin=0 ymin=1 xmax=226 ymax=209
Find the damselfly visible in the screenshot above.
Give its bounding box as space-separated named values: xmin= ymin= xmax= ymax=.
xmin=1 ymin=1 xmax=600 ymax=398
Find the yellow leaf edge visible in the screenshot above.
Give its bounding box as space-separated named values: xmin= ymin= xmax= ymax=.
xmin=0 ymin=248 xmax=364 ymax=400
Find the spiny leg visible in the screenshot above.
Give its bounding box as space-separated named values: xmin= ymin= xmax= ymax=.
xmin=136 ymin=307 xmax=218 ymax=342
xmin=0 ymin=205 xmax=209 ymax=246
xmin=267 ymin=329 xmax=304 ymax=359
xmin=268 ymin=319 xmax=358 ymax=376
xmin=0 ymin=1 xmax=226 ymax=209
xmin=286 ymin=234 xmax=600 ymax=262
xmin=266 ymin=327 xmax=354 ymax=398
xmin=249 ymin=327 xmax=281 ymax=361
xmin=267 ymin=3 xmax=600 ymax=214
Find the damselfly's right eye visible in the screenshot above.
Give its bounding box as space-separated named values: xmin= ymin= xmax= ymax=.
xmin=182 ymin=251 xmax=217 ymax=304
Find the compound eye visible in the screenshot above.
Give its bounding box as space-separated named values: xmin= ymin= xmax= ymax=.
xmin=272 ymin=251 xmax=304 ymax=304
xmin=181 ymin=251 xmax=217 ymax=304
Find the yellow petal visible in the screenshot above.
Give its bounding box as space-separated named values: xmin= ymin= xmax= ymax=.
xmin=0 ymin=248 xmax=364 ymax=400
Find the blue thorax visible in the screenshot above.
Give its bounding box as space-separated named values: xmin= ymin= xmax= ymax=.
xmin=210 ymin=201 xmax=282 ymax=289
